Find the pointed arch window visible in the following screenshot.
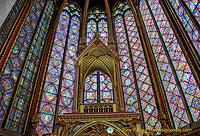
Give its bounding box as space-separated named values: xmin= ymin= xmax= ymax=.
xmin=84 ymin=71 xmax=114 ymax=104
xmin=139 ymin=0 xmax=200 ymax=128
xmin=113 ymin=1 xmax=161 ymax=130
xmin=86 ymin=7 xmax=109 ymax=45
xmin=36 ymin=2 xmax=81 ymax=135
xmin=0 ymin=0 xmax=54 ymax=133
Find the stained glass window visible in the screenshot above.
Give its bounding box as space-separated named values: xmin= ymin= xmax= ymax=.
xmin=98 ymin=19 xmax=109 ymax=45
xmin=6 ymin=1 xmax=54 ymax=133
xmin=0 ymin=0 xmax=25 ymax=49
xmin=87 ymin=20 xmax=96 ymax=45
xmin=140 ymin=0 xmax=200 ymax=127
xmin=0 ymin=0 xmax=199 ymax=134
xmin=115 ymin=15 xmax=139 ymax=113
xmin=37 ymin=10 xmax=70 ymax=135
xmin=59 ymin=15 xmax=80 ymax=115
xmin=100 ymin=72 xmax=113 ymax=103
xmin=0 ymin=0 xmax=46 ymax=128
xmin=184 ymin=0 xmax=200 ymax=23
xmin=84 ymin=71 xmax=113 ymax=104
xmin=36 ymin=2 xmax=80 ymax=135
xmin=113 ymin=2 xmax=161 ymax=129
xmin=169 ymin=0 xmax=200 ymax=54
xmin=86 ymin=8 xmax=109 ymax=45
xmin=84 ymin=72 xmax=98 ymax=104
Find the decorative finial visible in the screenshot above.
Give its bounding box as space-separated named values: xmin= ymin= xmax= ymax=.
xmin=96 ymin=32 xmax=99 ymax=38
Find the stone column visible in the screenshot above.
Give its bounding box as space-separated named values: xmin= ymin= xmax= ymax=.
xmin=80 ymin=0 xmax=90 ymax=45
xmin=104 ymin=0 xmax=114 ymax=44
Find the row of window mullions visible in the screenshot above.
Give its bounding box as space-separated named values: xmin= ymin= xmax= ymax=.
xmin=3 ymin=0 xmax=49 ymax=132
xmin=126 ymin=7 xmax=165 ymax=129
xmin=179 ymin=0 xmax=200 ymax=31
xmin=121 ymin=11 xmax=148 ymax=129
xmin=145 ymin=0 xmax=194 ymax=125
xmin=138 ymin=2 xmax=180 ymax=129
xmin=163 ymin=0 xmax=200 ymax=123
xmin=52 ymin=12 xmax=72 ymax=130
xmin=19 ymin=1 xmax=53 ymax=132
xmin=22 ymin=5 xmax=55 ymax=131
xmin=165 ymin=0 xmax=200 ymax=69
xmin=144 ymin=0 xmax=185 ymax=128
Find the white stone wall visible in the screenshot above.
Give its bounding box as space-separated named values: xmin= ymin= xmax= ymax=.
xmin=0 ymin=0 xmax=16 ymax=27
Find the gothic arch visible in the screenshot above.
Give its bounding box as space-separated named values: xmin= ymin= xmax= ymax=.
xmin=73 ymin=121 xmax=128 ymax=136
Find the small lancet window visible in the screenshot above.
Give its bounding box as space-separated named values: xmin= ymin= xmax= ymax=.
xmin=84 ymin=71 xmax=114 ymax=104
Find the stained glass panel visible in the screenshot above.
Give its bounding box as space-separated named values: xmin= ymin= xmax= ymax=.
xmin=84 ymin=72 xmax=98 ymax=104
xmin=124 ymin=9 xmax=161 ymax=129
xmin=87 ymin=8 xmax=108 ymax=45
xmin=147 ymin=0 xmax=200 ymax=122
xmin=37 ymin=2 xmax=81 ymax=135
xmin=37 ymin=11 xmax=69 ymax=135
xmin=114 ymin=15 xmax=139 ymax=113
xmin=84 ymin=71 xmax=113 ymax=104
xmin=184 ymin=0 xmax=200 ymax=23
xmin=0 ymin=0 xmax=46 ymax=126
xmin=86 ymin=20 xmax=96 ymax=45
xmin=59 ymin=16 xmax=80 ymax=115
xmin=169 ymin=0 xmax=200 ymax=54
xmin=6 ymin=1 xmax=54 ymax=133
xmin=100 ymin=72 xmax=113 ymax=103
xmin=140 ymin=0 xmax=190 ymax=128
xmin=98 ymin=19 xmax=108 ymax=45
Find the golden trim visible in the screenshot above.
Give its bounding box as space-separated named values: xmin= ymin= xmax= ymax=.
xmin=83 ymin=58 xmax=113 ymax=81
xmin=113 ymin=103 xmax=117 ymax=112
xmin=58 ymin=112 xmax=141 ymax=122
xmin=76 ymin=37 xmax=119 ymax=63
xmin=73 ymin=121 xmax=128 ymax=136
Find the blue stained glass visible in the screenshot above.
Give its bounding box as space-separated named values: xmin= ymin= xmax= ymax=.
xmin=98 ymin=19 xmax=108 ymax=45
xmin=37 ymin=2 xmax=81 ymax=136
xmin=0 ymin=0 xmax=46 ymax=126
xmin=84 ymin=72 xmax=98 ymax=103
xmin=124 ymin=9 xmax=161 ymax=129
xmin=87 ymin=7 xmax=109 ymax=45
xmin=100 ymin=72 xmax=113 ymax=103
xmin=6 ymin=1 xmax=54 ymax=133
xmin=115 ymin=15 xmax=139 ymax=113
xmin=59 ymin=15 xmax=80 ymax=115
xmin=37 ymin=10 xmax=70 ymax=135
xmin=147 ymin=0 xmax=200 ymax=123
xmin=84 ymin=72 xmax=113 ymax=104
xmin=184 ymin=0 xmax=200 ymax=23
xmin=169 ymin=0 xmax=200 ymax=54
xmin=87 ymin=20 xmax=96 ymax=45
